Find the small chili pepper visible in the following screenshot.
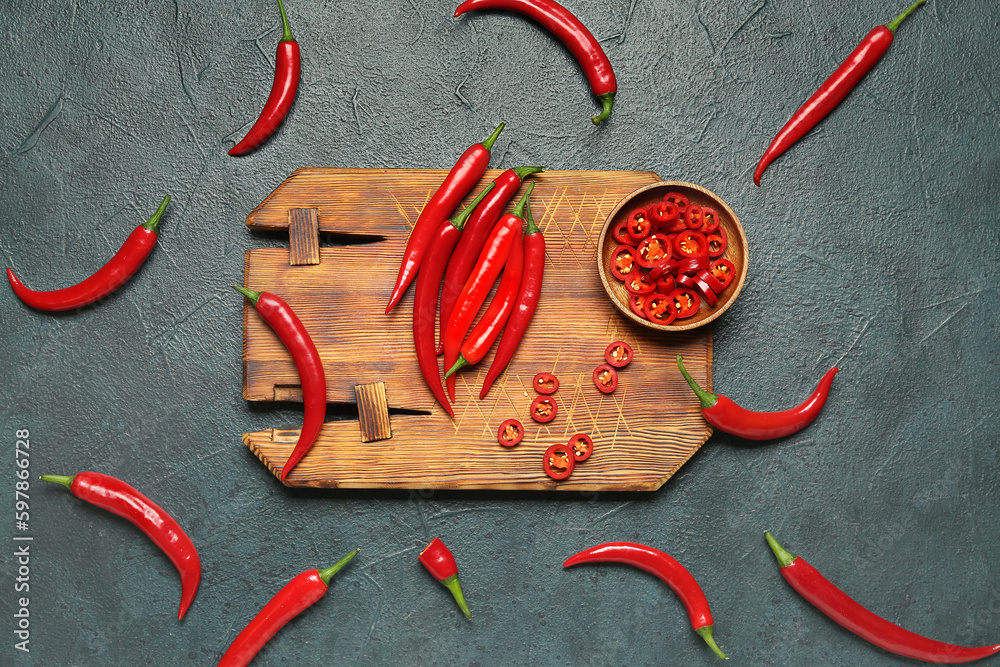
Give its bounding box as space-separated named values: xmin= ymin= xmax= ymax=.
xmin=611 ymin=220 xmax=631 ymax=245
xmin=229 ymin=0 xmax=300 ymax=156
xmin=764 ymin=532 xmax=1000 ymax=663
xmin=479 ymin=196 xmax=545 ymax=399
xmin=754 ymin=0 xmax=926 ymax=185
xmin=543 ymin=443 xmax=574 ymax=480
xmin=445 ymin=223 xmax=524 ymax=379
xmin=455 ymin=0 xmax=616 ymax=124
xmin=386 ymin=123 xmax=505 ymax=313
xmin=40 ymin=472 xmax=200 ymax=619
xmin=677 ymin=355 xmax=838 ymax=440
xmin=439 ymin=166 xmax=544 ymax=350
xmin=234 ymin=286 xmax=325 ymax=480
xmin=564 ymin=542 xmax=728 ymax=659
xmin=497 ymin=418 xmax=524 ymax=447
xmin=413 ymin=185 xmax=496 ymax=417
xmin=670 ymin=287 xmax=700 ymax=318
xmin=635 ymin=233 xmax=672 ymax=268
xmin=604 ymin=341 xmax=632 ymax=368
xmin=568 ymin=433 xmax=593 ymax=461
xmin=709 ymin=259 xmax=735 ymax=288
xmin=610 ymin=245 xmax=637 ymax=281
xmin=218 ymin=549 xmax=359 ymax=667
xmin=419 ymin=537 xmax=472 ymax=620
xmin=533 ymin=372 xmax=559 ymax=394
xmin=530 ymin=395 xmax=557 ymax=423
xmin=443 ymin=184 xmax=531 ymax=400
xmin=7 ymin=195 xmax=169 ymax=311
xmin=644 ymin=293 xmax=677 ymax=325
xmin=593 ymin=363 xmax=618 ymax=393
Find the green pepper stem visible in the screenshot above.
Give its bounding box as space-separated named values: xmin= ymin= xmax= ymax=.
xmin=885 ymin=0 xmax=925 ymax=33
xmin=318 ymin=548 xmax=360 ymax=585
xmin=695 ymin=625 xmax=729 ymax=660
xmin=440 ymin=573 xmax=472 ymax=620
xmin=591 ymin=93 xmax=615 ymax=125
xmin=39 ymin=474 xmax=75 ymax=490
xmin=511 ymin=181 xmax=535 ymax=220
xmin=480 ymin=122 xmax=505 ymax=153
xmin=676 ymin=355 xmax=718 ymax=409
xmin=764 ymin=531 xmax=797 ymax=569
xmin=451 ymin=183 xmax=495 ymax=232
xmin=512 ymin=166 xmax=545 ymax=181
xmin=232 ymin=285 xmax=262 ymax=306
xmin=276 ymin=0 xmax=295 ymax=42
xmin=523 ymin=192 xmax=541 ymax=235
xmin=142 ymin=195 xmax=171 ymax=232
xmin=445 ymin=355 xmax=469 ymax=378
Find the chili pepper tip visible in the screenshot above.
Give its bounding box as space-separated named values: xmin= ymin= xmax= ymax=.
xmin=232 ymin=285 xmax=262 ymax=305
xmin=764 ymin=531 xmax=797 ymax=568
xmin=141 ymin=195 xmax=171 ymax=233
xmin=591 ymin=93 xmax=615 ymax=125
xmin=694 ymin=625 xmax=728 ymax=660
xmin=39 ymin=474 xmax=74 ymax=489
xmin=318 ymin=548 xmax=360 ymax=585
xmin=676 ymin=355 xmax=718 ymax=409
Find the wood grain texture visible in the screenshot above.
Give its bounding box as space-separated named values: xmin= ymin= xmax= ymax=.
xmin=242 ymin=169 xmax=715 ymax=490
xmin=355 ymin=381 xmax=391 ymax=442
xmin=288 ymin=208 xmax=320 ymax=266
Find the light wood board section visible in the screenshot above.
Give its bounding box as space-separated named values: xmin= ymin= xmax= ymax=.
xmin=242 ymin=168 xmax=713 ymax=490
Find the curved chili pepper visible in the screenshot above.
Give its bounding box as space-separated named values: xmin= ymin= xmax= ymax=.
xmin=445 ymin=223 xmax=523 ymax=378
xmin=439 ymin=165 xmax=544 ymax=351
xmin=385 ymin=123 xmax=505 ymax=313
xmin=753 ymin=0 xmax=925 ymax=185
xmin=413 ymin=184 xmax=496 ymax=418
xmin=229 ymin=0 xmax=300 ymax=156
xmin=564 ymin=542 xmax=728 ymax=659
xmin=234 ymin=286 xmax=325 ymax=481
xmin=444 ymin=184 xmax=532 ymax=401
xmin=7 ymin=195 xmax=169 ymax=311
xmin=455 ymin=0 xmax=616 ymax=124
xmin=479 ymin=193 xmax=545 ymax=399
xmin=40 ymin=472 xmax=201 ymax=620
xmin=765 ymin=532 xmax=1000 ymax=663
xmin=419 ymin=537 xmax=472 ymax=620
xmin=218 ymin=549 xmax=359 ymax=667
xmin=677 ymin=355 xmax=837 ymax=440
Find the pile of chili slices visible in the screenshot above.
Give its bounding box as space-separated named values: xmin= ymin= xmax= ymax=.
xmin=609 ymin=192 xmax=735 ymax=325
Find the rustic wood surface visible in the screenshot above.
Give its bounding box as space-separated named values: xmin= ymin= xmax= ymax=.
xmin=242 ymin=168 xmax=714 ymax=490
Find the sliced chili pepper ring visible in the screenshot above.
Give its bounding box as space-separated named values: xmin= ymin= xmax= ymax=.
xmin=673 ymin=231 xmax=708 ymax=259
xmin=655 ymin=273 xmax=676 ymax=294
xmin=664 ymin=191 xmax=689 ymax=211
xmin=569 ymin=433 xmax=594 ymax=462
xmin=604 ymin=341 xmax=633 ymax=368
xmin=701 ymin=207 xmax=720 ymax=233
xmin=530 ymin=395 xmax=558 ymax=423
xmin=709 ymin=259 xmax=735 ymax=289
xmin=625 ymin=209 xmax=651 ymax=244
xmin=533 ymin=372 xmax=559 ymax=395
xmin=543 ymin=443 xmax=575 ymax=480
xmin=593 ymin=364 xmax=618 ymax=393
xmin=497 ymin=419 xmax=524 ymax=447
xmin=684 ymin=204 xmax=705 ymax=231
xmin=707 ymin=227 xmax=727 ymax=258
xmin=625 ymin=272 xmax=655 ymax=296
xmin=610 ymin=245 xmax=637 ymax=281
xmin=611 ymin=220 xmax=631 ymax=245
xmin=643 ymin=293 xmax=678 ymax=325
xmin=669 ymin=287 xmax=700 ymax=318
xmin=646 ymin=201 xmax=679 ymax=228
xmin=635 ymin=233 xmax=672 ymax=269
xmin=628 ymin=293 xmax=649 ymax=320
xmin=697 ymin=269 xmax=726 ymax=295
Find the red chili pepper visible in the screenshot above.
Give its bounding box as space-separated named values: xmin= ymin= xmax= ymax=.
xmin=497 ymin=418 xmax=524 ymax=446
xmin=625 ymin=272 xmax=655 ymax=296
xmin=419 ymin=537 xmax=472 ymax=620
xmin=530 ymin=395 xmax=557 ymax=423
xmin=697 ymin=269 xmax=725 ymax=295
xmin=655 ymin=273 xmax=676 ymax=295
xmin=610 ymin=245 xmax=637 ymax=281
xmin=707 ymin=230 xmax=727 ymax=258
xmin=218 ymin=549 xmax=359 ymax=667
xmin=234 ymin=286 xmax=325 ymax=480
xmin=611 ymin=220 xmax=631 ymax=245
xmin=592 ymin=363 xmax=618 ymax=393
xmin=644 ymin=292 xmax=677 ymax=325
xmin=754 ymin=0 xmax=926 ymax=185
xmin=412 ymin=185 xmax=496 ymax=418
xmin=670 ymin=287 xmax=700 ymax=318
xmin=543 ymin=443 xmax=575 ymax=480
xmin=765 ymin=532 xmax=1000 ymax=663
xmin=647 ymin=201 xmax=679 ymax=229
xmin=568 ymin=433 xmax=593 ymax=461
xmin=625 ymin=209 xmax=652 ymax=245
xmin=627 ymin=293 xmax=648 ymax=320
xmin=479 ymin=196 xmax=545 ymax=399
xmin=229 ymin=0 xmax=300 ymax=156
xmin=445 ymin=222 xmax=524 ymax=378
xmin=673 ymin=231 xmax=708 ymax=259
xmin=664 ymin=191 xmax=689 ymax=212
xmin=684 ymin=204 xmax=705 ymax=231
xmin=635 ymin=233 xmax=672 ymax=269
xmin=533 ymin=371 xmax=559 ymax=394
xmin=709 ymin=259 xmax=735 ymax=289
xmin=604 ymin=341 xmax=632 ymax=368
xmin=385 ymin=123 xmax=505 ymax=313
xmin=40 ymin=472 xmax=200 ymax=620
xmin=7 ymin=195 xmax=169 ymax=311
xmin=677 ymin=355 xmax=838 ymax=440
xmin=701 ymin=207 xmax=720 ymax=233
xmin=455 ymin=0 xmax=616 ymax=124
xmin=564 ymin=542 xmax=728 ymax=659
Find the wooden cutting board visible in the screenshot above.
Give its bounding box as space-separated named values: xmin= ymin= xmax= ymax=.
xmin=241 ymin=168 xmax=713 ymax=490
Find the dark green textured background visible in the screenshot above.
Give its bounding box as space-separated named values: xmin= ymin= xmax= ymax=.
xmin=2 ymin=0 xmax=998 ymax=664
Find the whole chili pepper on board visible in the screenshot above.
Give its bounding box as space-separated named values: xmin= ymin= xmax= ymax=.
xmin=443 ymin=184 xmax=532 ymax=401
xmin=40 ymin=472 xmax=201 ymax=620
xmin=445 ymin=222 xmax=523 ymax=378
xmin=385 ymin=123 xmax=505 ymax=313
xmin=677 ymin=355 xmax=837 ymax=440
xmin=7 ymin=195 xmax=169 ymax=311
xmin=217 ymin=549 xmax=359 ymax=667
xmin=455 ymin=0 xmax=617 ymax=124
xmin=234 ymin=286 xmax=326 ymax=481
xmin=419 ymin=537 xmax=472 ymax=620
xmin=764 ymin=532 xmax=1000 ymax=663
xmin=564 ymin=542 xmax=728 ymax=659
xmin=439 ymin=165 xmax=544 ymax=351
xmin=479 ymin=193 xmax=545 ymax=399
xmin=413 ymin=184 xmax=497 ymax=418
xmin=229 ymin=0 xmax=300 ymax=156
xmin=753 ymin=0 xmax=925 ymax=185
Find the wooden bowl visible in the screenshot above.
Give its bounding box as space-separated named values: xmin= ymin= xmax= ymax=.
xmin=597 ymin=181 xmax=748 ymax=331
